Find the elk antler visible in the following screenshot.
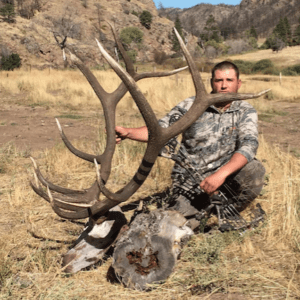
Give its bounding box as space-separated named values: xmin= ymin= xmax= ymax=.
xmin=30 ymin=27 xmax=270 ymax=220
xmin=30 ymin=25 xmax=187 ymax=219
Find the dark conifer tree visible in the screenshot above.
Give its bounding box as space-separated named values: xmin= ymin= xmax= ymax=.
xmin=295 ymin=17 xmax=300 ymax=45
xmin=283 ymin=16 xmax=292 ymax=45
xmin=250 ymin=26 xmax=258 ymax=39
xmin=172 ymin=15 xmax=183 ymax=52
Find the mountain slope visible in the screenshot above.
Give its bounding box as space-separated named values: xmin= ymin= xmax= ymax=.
xmin=0 ymin=0 xmax=178 ymax=68
xmin=164 ymin=0 xmax=300 ymax=39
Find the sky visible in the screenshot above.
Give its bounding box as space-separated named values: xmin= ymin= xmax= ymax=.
xmin=153 ymin=0 xmax=241 ymax=9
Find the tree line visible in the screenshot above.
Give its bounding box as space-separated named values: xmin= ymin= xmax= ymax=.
xmin=170 ymin=13 xmax=300 ymax=58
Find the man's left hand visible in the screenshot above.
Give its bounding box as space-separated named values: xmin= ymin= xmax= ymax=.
xmin=200 ymin=171 xmax=226 ymax=195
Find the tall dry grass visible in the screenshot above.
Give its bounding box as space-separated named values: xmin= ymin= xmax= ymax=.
xmin=0 ymin=67 xmax=299 ymax=299
xmin=220 ymin=45 xmax=300 ymax=68
xmin=0 ymin=130 xmax=299 ymax=299
xmin=1 ymin=68 xmax=300 ymax=118
xmin=0 ymin=68 xmax=198 ymax=115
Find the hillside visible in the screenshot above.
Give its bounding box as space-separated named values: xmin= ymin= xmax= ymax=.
xmin=0 ymin=0 xmax=196 ymax=68
xmin=163 ymin=0 xmax=300 ymax=39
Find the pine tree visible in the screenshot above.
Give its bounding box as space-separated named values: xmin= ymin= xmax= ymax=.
xmin=250 ymin=26 xmax=258 ymax=39
xmin=295 ymin=17 xmax=300 ymax=45
xmin=273 ymin=17 xmax=287 ymax=42
xmin=0 ymin=53 xmax=21 ymax=71
xmin=139 ymin=11 xmax=152 ymax=29
xmin=172 ymin=15 xmax=183 ymax=52
xmin=201 ymin=14 xmax=221 ymax=43
xmin=283 ymin=16 xmax=292 ymax=45
xmin=0 ymin=3 xmax=15 ymax=23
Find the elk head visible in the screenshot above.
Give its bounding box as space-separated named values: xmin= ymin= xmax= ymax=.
xmin=30 ymin=26 xmax=270 ymax=222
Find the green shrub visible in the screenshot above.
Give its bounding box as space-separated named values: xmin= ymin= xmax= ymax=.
xmin=0 ymin=53 xmax=21 ymax=71
xmin=0 ymin=3 xmax=15 ymax=23
xmin=233 ymin=59 xmax=279 ymax=75
xmin=126 ymin=49 xmax=137 ymax=63
xmin=252 ymin=59 xmax=274 ymax=73
xmin=205 ymin=39 xmax=228 ymax=52
xmin=139 ymin=10 xmax=152 ymax=29
xmin=248 ymin=37 xmax=258 ymax=49
xmin=262 ymin=66 xmax=279 ymax=75
xmin=154 ymin=50 xmax=168 ymax=65
xmin=264 ymin=34 xmax=285 ymax=52
xmin=131 ymin=10 xmax=139 ymax=17
xmin=282 ymin=64 xmax=300 ymax=76
xmin=282 ymin=69 xmax=298 ymax=76
xmin=169 ymin=58 xmax=187 ymax=69
xmin=289 ymin=64 xmax=300 ymax=74
xmin=232 ymin=60 xmax=254 ymax=75
xmin=120 ymin=27 xmax=143 ymax=45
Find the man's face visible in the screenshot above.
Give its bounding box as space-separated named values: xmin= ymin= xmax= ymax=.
xmin=211 ymin=68 xmax=242 ymax=94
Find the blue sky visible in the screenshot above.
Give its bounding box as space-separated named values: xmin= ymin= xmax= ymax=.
xmin=153 ymin=0 xmax=241 ymax=9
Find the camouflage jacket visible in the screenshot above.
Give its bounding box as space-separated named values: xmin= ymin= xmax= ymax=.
xmin=158 ymin=96 xmax=259 ymax=182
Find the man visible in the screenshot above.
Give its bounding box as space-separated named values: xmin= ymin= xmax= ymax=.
xmin=116 ymin=61 xmax=265 ymax=221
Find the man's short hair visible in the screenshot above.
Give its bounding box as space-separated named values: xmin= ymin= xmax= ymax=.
xmin=211 ymin=61 xmax=240 ymax=80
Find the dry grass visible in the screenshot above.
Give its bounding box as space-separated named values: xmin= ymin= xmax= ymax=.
xmin=0 ymin=68 xmax=200 ymax=115
xmin=0 ymin=126 xmax=299 ymax=299
xmin=220 ymin=45 xmax=300 ymax=68
xmin=242 ymin=75 xmax=300 ymax=103
xmin=0 ymin=62 xmax=300 ymax=298
xmin=1 ymin=68 xmax=300 ymax=117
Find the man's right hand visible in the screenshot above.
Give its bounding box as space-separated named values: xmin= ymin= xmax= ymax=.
xmin=115 ymin=126 xmax=130 ymax=144
xmin=115 ymin=125 xmax=148 ymax=143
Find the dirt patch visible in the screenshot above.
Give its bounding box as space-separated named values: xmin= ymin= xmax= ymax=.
xmin=0 ymin=92 xmax=300 ymax=159
xmin=0 ymin=95 xmax=101 ymax=152
xmin=258 ymin=101 xmax=300 ymax=157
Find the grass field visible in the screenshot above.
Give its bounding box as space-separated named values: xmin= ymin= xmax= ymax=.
xmin=0 ymin=50 xmax=300 ymax=299
xmin=220 ymin=45 xmax=300 ymax=68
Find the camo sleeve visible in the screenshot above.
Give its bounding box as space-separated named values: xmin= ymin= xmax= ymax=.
xmin=158 ymin=96 xmax=195 ymax=128
xmin=235 ymin=104 xmax=259 ymax=162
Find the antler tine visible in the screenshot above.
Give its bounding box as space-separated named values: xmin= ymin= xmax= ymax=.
xmin=46 ymin=185 xmax=96 ymax=210
xmin=30 ymin=156 xmax=85 ymax=195
xmin=135 ymin=66 xmax=189 ymax=81
xmin=55 ymin=118 xmax=103 ymax=164
xmin=69 ymin=52 xmax=110 ymax=104
xmin=30 ymin=179 xmax=98 ymax=219
xmin=173 ymin=28 xmax=207 ymax=97
xmin=30 ymin=180 xmax=51 ymax=203
xmin=96 ymin=38 xmax=159 ymax=136
xmin=30 ymin=156 xmax=102 ymax=219
xmin=207 ymin=89 xmax=271 ymax=106
xmin=107 ymin=22 xmax=189 ymax=81
xmin=107 ymin=22 xmax=135 ymax=76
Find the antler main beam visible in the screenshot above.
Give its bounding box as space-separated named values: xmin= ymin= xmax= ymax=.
xmin=31 ymin=26 xmax=270 ymax=220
